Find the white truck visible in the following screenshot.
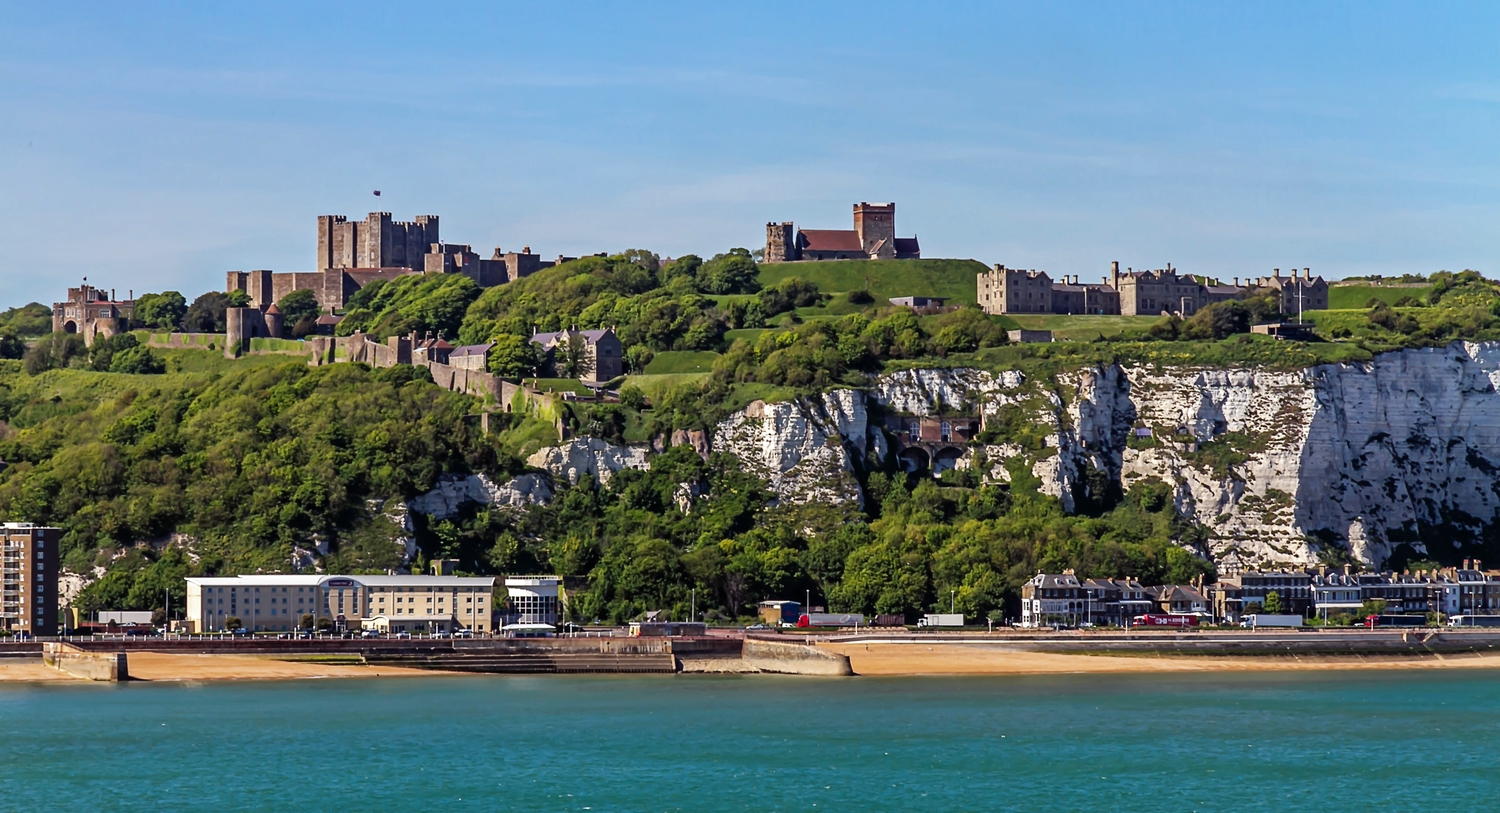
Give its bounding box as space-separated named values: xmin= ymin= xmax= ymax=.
xmin=918 ymin=613 xmax=965 ymax=628
xmin=1242 ymin=614 xmax=1303 ymax=629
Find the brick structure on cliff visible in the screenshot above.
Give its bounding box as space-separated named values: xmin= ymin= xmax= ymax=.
xmin=764 ymin=202 xmax=921 ymax=263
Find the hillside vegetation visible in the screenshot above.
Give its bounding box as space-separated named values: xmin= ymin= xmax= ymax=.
xmin=15 ymin=256 xmax=1500 ymax=625
xmin=0 ymin=354 xmax=497 ymax=611
xmin=757 ymin=258 xmax=989 ymax=305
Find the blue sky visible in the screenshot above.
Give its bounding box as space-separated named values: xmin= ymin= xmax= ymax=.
xmin=1 ymin=2 xmax=1496 ymax=305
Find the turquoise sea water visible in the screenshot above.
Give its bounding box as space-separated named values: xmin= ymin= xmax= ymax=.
xmin=1 ymin=671 xmax=1497 ymax=812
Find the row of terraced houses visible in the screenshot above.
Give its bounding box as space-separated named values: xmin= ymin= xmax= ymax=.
xmin=1021 ymin=562 xmax=1500 ymax=627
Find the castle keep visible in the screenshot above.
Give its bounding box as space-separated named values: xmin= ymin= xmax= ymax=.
xmin=764 ymin=202 xmax=921 ymax=263
xmin=228 ymin=212 xmax=560 ymax=313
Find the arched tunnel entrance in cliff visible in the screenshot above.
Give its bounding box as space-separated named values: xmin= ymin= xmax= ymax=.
xmin=931 ymin=446 xmax=965 ymax=474
xmin=898 ymin=447 xmax=929 ymax=473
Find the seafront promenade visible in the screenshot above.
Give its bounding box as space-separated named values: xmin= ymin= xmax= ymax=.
xmin=7 ymin=627 xmax=1500 ymax=682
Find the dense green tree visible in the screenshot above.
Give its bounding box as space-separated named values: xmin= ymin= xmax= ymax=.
xmin=486 ymin=334 xmax=540 ymax=378
xmin=337 ymin=274 xmax=480 ymax=340
xmin=697 ymin=249 xmax=760 ymax=295
xmin=1182 ymin=301 xmax=1251 ymax=340
xmin=109 ymin=346 xmax=166 ymax=375
xmin=88 ymin=332 xmax=139 ymax=371
xmin=276 ymin=289 xmax=321 ymax=326
xmin=134 ymin=291 xmax=188 ymax=330
xmin=182 ymin=291 xmax=249 ymax=333
xmin=0 ymin=333 xmax=25 ymax=360
xmin=23 ymin=332 xmax=86 ymax=375
xmin=758 ymin=277 xmax=823 ymax=316
xmin=0 ymin=303 xmax=55 ymax=337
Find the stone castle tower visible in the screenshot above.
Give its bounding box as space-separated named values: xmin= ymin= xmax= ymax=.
xmin=764 ymin=222 xmax=797 ymax=263
xmin=853 ymin=202 xmax=896 ymax=260
xmin=316 ymin=212 xmax=438 ymax=272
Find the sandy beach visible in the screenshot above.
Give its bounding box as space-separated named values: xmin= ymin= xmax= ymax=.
xmin=9 ymin=644 xmax=1500 ymax=683
xmin=821 ymin=642 xmax=1500 ymax=675
xmin=0 ymin=653 xmax=448 ymax=683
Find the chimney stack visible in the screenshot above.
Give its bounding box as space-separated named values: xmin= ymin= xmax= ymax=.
xmin=1303 ymin=267 xmax=1311 ymax=280
xmin=1234 ymin=277 xmax=1239 ymax=287
xmin=1274 ymin=268 xmax=1280 ymax=278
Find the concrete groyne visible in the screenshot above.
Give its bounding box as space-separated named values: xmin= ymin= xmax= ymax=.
xmin=43 ymin=643 xmax=128 ymax=681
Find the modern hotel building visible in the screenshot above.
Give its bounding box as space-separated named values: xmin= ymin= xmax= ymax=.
xmin=184 ymin=574 xmax=498 ymax=633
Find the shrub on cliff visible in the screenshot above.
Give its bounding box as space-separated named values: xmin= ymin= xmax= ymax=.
xmin=336 ymin=273 xmax=481 ymax=340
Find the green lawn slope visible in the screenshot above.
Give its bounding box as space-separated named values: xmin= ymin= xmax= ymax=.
xmin=1328 ymin=283 xmax=1431 ymax=310
xmin=758 ymin=258 xmax=988 ymax=305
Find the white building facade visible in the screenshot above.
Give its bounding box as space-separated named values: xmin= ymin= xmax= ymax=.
xmin=185 ymin=574 xmax=498 ymax=633
xmin=502 ymin=576 xmax=562 ymax=626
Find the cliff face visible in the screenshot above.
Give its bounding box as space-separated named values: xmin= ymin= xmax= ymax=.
xmin=711 ymin=391 xmax=867 ymax=507
xmin=402 ymin=343 xmax=1500 ymax=570
xmin=703 ymin=343 xmax=1500 ymax=569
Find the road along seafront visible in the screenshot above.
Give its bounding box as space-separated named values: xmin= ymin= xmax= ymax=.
xmin=8 ymin=628 xmax=1500 ymax=682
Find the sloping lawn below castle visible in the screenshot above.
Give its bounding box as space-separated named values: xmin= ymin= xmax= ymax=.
xmin=1328 ymin=284 xmax=1432 ymax=310
xmin=643 ymin=350 xmax=721 ymax=374
xmin=757 ymin=258 xmax=989 ymax=305
xmin=1006 ymin=314 xmax=1160 ymax=340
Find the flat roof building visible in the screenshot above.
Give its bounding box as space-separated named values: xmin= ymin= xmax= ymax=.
xmin=184 ymin=574 xmax=497 ymax=634
xmin=502 ymin=576 xmax=562 ymax=626
xmin=1 ymin=523 xmax=60 ymax=637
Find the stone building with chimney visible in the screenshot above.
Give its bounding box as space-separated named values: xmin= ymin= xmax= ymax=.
xmin=1110 ymin=263 xmax=1221 ymax=317
xmin=1254 ymin=268 xmax=1328 ymax=316
xmin=52 ymin=283 xmax=136 ymax=346
xmin=978 ymin=265 xmax=1121 ymax=316
xmin=764 ymin=202 xmax=921 ymax=263
xmin=530 ymin=327 xmax=624 ymax=384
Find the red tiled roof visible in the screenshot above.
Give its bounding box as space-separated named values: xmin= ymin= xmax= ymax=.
xmin=799 ymin=229 xmax=863 ymax=252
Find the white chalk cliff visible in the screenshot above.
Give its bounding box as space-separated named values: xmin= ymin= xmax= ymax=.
xmin=526 ymin=437 xmax=650 ymax=486
xmin=712 ymin=391 xmax=867 ymax=507
xmin=404 ymin=343 xmax=1500 ymax=571
xmin=699 ymin=343 xmax=1500 ymax=569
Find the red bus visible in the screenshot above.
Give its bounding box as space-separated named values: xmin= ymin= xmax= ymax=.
xmin=1131 ymin=614 xmax=1200 ymax=628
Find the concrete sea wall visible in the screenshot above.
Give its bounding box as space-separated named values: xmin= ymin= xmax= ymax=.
xmin=43 ymin=643 xmax=128 ymax=681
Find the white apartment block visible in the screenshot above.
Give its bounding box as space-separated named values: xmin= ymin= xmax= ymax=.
xmin=185 ymin=574 xmax=498 ymax=633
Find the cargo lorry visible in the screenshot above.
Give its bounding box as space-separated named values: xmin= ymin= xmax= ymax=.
xmin=918 ymin=613 xmax=964 ymax=628
xmin=1242 ymin=614 xmax=1303 ymax=629
xmin=1131 ymin=614 xmax=1199 ymax=628
xmin=797 ymin=613 xmax=865 ymax=628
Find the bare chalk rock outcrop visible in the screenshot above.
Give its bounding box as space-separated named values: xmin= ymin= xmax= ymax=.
xmin=526 ymin=437 xmax=649 ymax=487
xmin=712 ymin=392 xmax=867 ymax=507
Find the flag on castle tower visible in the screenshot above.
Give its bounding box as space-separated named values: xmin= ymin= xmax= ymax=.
xmin=373 ymin=190 xmax=381 ymax=196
